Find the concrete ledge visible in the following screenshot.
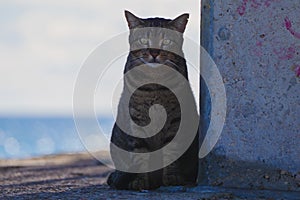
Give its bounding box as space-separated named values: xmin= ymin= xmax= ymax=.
xmin=1 ymin=153 xmax=300 ymax=199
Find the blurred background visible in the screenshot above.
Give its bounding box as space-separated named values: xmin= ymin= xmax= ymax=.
xmin=0 ymin=0 xmax=199 ymax=159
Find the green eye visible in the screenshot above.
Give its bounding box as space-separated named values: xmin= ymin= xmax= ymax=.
xmin=162 ymin=39 xmax=171 ymax=45
xmin=140 ymin=38 xmax=148 ymax=45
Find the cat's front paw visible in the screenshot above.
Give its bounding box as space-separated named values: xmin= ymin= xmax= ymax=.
xmin=107 ymin=171 xmax=135 ymax=190
xmin=128 ymin=174 xmax=151 ymax=190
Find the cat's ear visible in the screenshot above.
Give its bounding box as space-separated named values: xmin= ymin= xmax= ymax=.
xmin=170 ymin=13 xmax=189 ymax=33
xmin=125 ymin=10 xmax=143 ymax=29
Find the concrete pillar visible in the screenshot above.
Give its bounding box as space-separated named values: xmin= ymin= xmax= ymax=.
xmin=200 ymin=0 xmax=300 ymax=191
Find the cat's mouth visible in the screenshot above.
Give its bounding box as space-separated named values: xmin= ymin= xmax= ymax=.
xmin=140 ymin=58 xmax=163 ymax=68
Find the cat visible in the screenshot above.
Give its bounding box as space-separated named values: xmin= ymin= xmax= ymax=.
xmin=107 ymin=10 xmax=199 ymax=190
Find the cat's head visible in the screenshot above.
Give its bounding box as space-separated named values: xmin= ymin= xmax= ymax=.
xmin=125 ymin=10 xmax=189 ymax=32
xmin=124 ymin=11 xmax=189 ymax=71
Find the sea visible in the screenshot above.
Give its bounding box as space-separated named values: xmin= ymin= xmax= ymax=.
xmin=0 ymin=116 xmax=114 ymax=159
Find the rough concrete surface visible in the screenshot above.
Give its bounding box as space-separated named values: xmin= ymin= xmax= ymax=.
xmin=1 ymin=153 xmax=300 ymax=200
xmin=200 ymin=0 xmax=300 ymax=191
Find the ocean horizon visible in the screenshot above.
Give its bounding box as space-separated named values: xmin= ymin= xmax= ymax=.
xmin=0 ymin=116 xmax=114 ymax=159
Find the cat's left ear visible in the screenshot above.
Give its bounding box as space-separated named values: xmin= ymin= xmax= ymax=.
xmin=170 ymin=13 xmax=189 ymax=33
xmin=125 ymin=10 xmax=143 ymax=29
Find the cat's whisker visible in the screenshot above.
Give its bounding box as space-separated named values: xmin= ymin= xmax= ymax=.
xmin=139 ymin=58 xmax=148 ymax=65
xmin=164 ymin=60 xmax=177 ymax=67
xmin=128 ymin=56 xmax=147 ymax=65
xmin=164 ymin=60 xmax=181 ymax=71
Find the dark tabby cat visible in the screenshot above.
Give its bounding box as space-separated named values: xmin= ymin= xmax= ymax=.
xmin=107 ymin=11 xmax=199 ymax=190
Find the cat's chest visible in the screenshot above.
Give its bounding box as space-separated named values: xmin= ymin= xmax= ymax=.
xmin=128 ymin=88 xmax=180 ymax=126
xmin=130 ymin=89 xmax=179 ymax=108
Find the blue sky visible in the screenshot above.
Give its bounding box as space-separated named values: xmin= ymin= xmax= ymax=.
xmin=0 ymin=0 xmax=199 ymax=116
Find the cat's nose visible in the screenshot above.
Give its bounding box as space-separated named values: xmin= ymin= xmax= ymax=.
xmin=149 ymin=49 xmax=160 ymax=59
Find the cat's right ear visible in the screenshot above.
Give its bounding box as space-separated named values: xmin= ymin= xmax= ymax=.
xmin=125 ymin=10 xmax=142 ymax=29
xmin=170 ymin=13 xmax=189 ymax=33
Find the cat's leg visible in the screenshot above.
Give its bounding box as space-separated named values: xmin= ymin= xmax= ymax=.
xmin=127 ymin=148 xmax=162 ymax=190
xmin=108 ymin=127 xmax=163 ymax=190
xmin=178 ymin=133 xmax=199 ymax=186
xmin=108 ymin=157 xmax=155 ymax=190
xmin=108 ymin=131 xmax=138 ymax=189
xmin=162 ymin=161 xmax=185 ymax=186
xmin=107 ymin=148 xmax=152 ymax=190
xmin=162 ymin=133 xmax=199 ymax=186
xmin=107 ymin=170 xmax=137 ymax=189
xmin=108 ymin=150 xmax=137 ymax=189
xmin=162 ymin=144 xmax=185 ymax=186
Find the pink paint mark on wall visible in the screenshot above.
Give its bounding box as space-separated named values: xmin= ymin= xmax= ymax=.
xmin=237 ymin=0 xmax=278 ymax=16
xmin=237 ymin=0 xmax=248 ymax=16
xmin=250 ymin=0 xmax=262 ymax=9
xmin=253 ymin=48 xmax=263 ymax=57
xmin=284 ymin=17 xmax=300 ymax=40
xmin=252 ymin=41 xmax=263 ymax=57
xmin=256 ymin=41 xmax=263 ymax=47
xmin=273 ymin=46 xmax=296 ymax=60
xmin=264 ymin=0 xmax=272 ymax=7
xmin=291 ymin=64 xmax=300 ymax=78
xmin=295 ymin=65 xmax=300 ymax=77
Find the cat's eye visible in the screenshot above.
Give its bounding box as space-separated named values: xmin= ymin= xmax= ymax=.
xmin=162 ymin=39 xmax=171 ymax=45
xmin=139 ymin=38 xmax=149 ymax=45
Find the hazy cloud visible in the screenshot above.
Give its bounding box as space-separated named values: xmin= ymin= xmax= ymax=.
xmin=0 ymin=0 xmax=199 ymax=116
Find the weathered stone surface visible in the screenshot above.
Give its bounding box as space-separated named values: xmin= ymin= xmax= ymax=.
xmin=1 ymin=154 xmax=299 ymax=199
xmin=201 ymin=0 xmax=300 ymax=191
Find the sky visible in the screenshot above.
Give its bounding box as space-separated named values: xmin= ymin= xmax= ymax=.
xmin=0 ymin=0 xmax=200 ymax=117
